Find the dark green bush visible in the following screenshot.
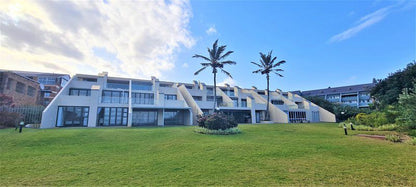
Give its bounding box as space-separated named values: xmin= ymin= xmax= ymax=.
xmin=198 ymin=113 xmax=238 ymax=130
xmin=0 ymin=111 xmax=22 ymax=128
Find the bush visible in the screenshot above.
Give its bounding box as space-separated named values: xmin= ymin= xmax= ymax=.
xmin=0 ymin=111 xmax=22 ymax=128
xmin=385 ymin=134 xmax=401 ymax=142
xmin=194 ymin=127 xmax=241 ymax=135
xmin=355 ymin=125 xmax=375 ymax=131
xmin=377 ymin=124 xmax=398 ymax=131
xmin=405 ymin=137 xmax=416 ymax=146
xmin=198 ymin=113 xmax=238 ymax=130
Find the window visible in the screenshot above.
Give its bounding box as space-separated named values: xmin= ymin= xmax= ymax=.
xmin=232 ymin=98 xmax=238 ymax=106
xmin=15 ymin=82 xmax=25 ymax=94
xmin=271 ymin=100 xmax=284 ymax=105
xmin=207 ymin=88 xmax=213 ymax=95
xmin=160 ymin=84 xmax=172 ymax=87
xmin=77 ymin=77 xmax=97 ymax=82
xmin=241 ymin=99 xmax=247 ymax=107
xmin=132 ymin=93 xmax=154 ymax=104
xmin=185 ymin=85 xmax=193 ymax=89
xmin=164 ymin=94 xmax=177 ymax=100
xmin=69 ymin=88 xmax=91 ymax=96
xmin=192 ymin=96 xmax=202 ymax=101
xmin=44 ymin=92 xmax=51 ymax=97
xmin=207 ymin=96 xmax=214 ymax=101
xmin=38 ymin=77 xmax=56 ymax=85
xmin=288 ymin=111 xmax=306 ymax=123
xmin=257 ymin=91 xmax=265 ymax=95
xmin=27 ymin=86 xmax=36 ymax=96
xmin=6 ymin=78 xmax=13 ymax=90
xmin=132 ymin=109 xmax=157 ymax=126
xmin=107 ymin=80 xmax=129 ymax=90
xmin=164 ymin=110 xmax=185 ymax=125
xmin=102 ymin=90 xmax=128 ymax=103
xmin=132 ymin=81 xmax=152 ymax=91
xmin=56 ymin=106 xmax=89 ymax=127
xmin=97 ymin=107 xmax=128 ymax=126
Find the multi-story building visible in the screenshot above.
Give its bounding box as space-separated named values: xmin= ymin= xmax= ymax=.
xmin=14 ymin=71 xmax=70 ymax=106
xmin=0 ymin=71 xmax=41 ymax=106
xmin=293 ymin=83 xmax=376 ymax=108
xmin=40 ymin=72 xmax=335 ymax=128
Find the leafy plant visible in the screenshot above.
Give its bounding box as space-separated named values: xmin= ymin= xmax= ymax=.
xmin=385 ymin=134 xmax=401 ymax=142
xmin=194 ymin=127 xmax=241 ymax=135
xmin=0 ymin=111 xmax=22 ymax=128
xmin=202 ymin=113 xmax=238 ymax=130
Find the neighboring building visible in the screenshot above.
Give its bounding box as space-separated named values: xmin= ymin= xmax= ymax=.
xmin=293 ymin=83 xmax=376 ymax=108
xmin=41 ymin=72 xmax=335 ymax=128
xmin=0 ymin=71 xmax=41 ymax=106
xmin=13 ymin=71 xmax=70 ymax=106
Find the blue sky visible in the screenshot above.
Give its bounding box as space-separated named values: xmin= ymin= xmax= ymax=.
xmin=0 ymin=0 xmax=414 ymax=91
xmin=169 ymin=0 xmax=415 ymax=91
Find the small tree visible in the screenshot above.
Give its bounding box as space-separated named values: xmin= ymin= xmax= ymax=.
xmin=396 ymin=81 xmax=416 ymax=129
xmin=251 ymin=51 xmax=286 ymax=121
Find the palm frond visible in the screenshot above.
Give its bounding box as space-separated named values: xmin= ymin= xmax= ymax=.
xmin=253 ymin=69 xmax=263 ymax=74
xmin=273 ymin=69 xmax=284 ymax=72
xmin=274 ymin=72 xmax=284 ymax=77
xmin=251 ymin=61 xmax=263 ymax=68
xmin=216 ymin=45 xmax=226 ymax=59
xmin=192 ymin=54 xmax=211 ymax=62
xmin=219 ymin=51 xmax=233 ymax=60
xmin=221 ymin=69 xmax=233 ymax=78
xmin=194 ymin=66 xmax=208 ymax=75
xmin=201 ymin=63 xmax=211 ymax=67
xmin=221 ymin=60 xmax=236 ymax=65
xmin=272 ymin=60 xmax=286 ymax=68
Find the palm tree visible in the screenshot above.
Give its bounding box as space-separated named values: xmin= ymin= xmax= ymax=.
xmin=193 ymin=39 xmax=236 ymax=112
xmin=251 ymin=51 xmax=286 ymax=121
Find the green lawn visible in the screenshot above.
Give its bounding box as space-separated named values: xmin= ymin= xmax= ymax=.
xmin=1 ymin=123 xmax=415 ymax=186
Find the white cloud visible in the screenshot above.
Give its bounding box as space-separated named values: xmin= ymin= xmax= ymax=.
xmin=219 ymin=77 xmax=237 ymax=87
xmin=329 ymin=6 xmax=392 ymax=43
xmin=206 ymin=25 xmax=217 ymax=35
xmin=0 ymin=0 xmax=195 ymax=78
xmin=182 ymin=63 xmax=189 ymax=68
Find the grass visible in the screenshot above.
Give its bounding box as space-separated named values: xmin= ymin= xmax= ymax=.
xmin=1 ymin=123 xmax=415 ymax=186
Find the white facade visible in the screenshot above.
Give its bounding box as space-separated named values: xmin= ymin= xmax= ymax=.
xmin=41 ymin=73 xmax=335 ymax=128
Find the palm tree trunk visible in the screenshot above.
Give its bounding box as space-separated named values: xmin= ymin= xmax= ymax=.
xmin=213 ymin=71 xmax=217 ymax=112
xmin=266 ymin=74 xmax=270 ymax=121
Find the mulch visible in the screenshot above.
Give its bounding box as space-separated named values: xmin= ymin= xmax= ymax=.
xmin=356 ymin=134 xmax=386 ymax=140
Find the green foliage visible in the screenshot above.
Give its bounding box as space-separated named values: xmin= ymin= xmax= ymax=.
xmin=371 ymin=62 xmax=416 ymax=108
xmin=194 ymin=127 xmax=241 ymax=135
xmin=0 ymin=111 xmax=22 ymax=128
xmin=406 ymin=137 xmax=416 ymax=145
xmin=385 ymin=134 xmax=401 ymax=142
xmin=306 ymin=96 xmax=370 ymax=121
xmin=198 ymin=113 xmax=238 ymax=130
xmin=395 ymin=82 xmax=416 ymax=129
xmin=350 ymin=112 xmax=389 ymax=127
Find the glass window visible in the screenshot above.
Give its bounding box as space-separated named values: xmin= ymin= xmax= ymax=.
xmin=97 ymin=107 xmax=128 ymax=126
xmin=27 ymin=86 xmax=36 ymax=96
xmin=77 ymin=77 xmax=97 ymax=82
xmin=69 ymin=88 xmax=91 ymax=96
xmin=164 ymin=110 xmax=184 ymax=125
xmin=241 ymin=99 xmax=247 ymax=107
xmin=132 ymin=110 xmax=157 ymax=126
xmin=192 ymin=96 xmax=202 ymax=101
xmin=56 ymin=106 xmax=89 ymax=127
xmin=132 ymin=81 xmax=152 ymax=91
xmin=132 ymin=93 xmax=154 ymax=104
xmin=6 ymin=78 xmax=13 ymax=90
xmin=15 ymin=82 xmax=25 ymax=94
xmin=107 ymin=80 xmax=129 ymax=90
xmin=207 ymin=96 xmax=214 ymax=101
xmin=164 ymin=94 xmax=177 ymax=100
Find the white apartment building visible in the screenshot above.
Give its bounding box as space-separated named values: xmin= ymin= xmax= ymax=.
xmin=40 ymin=72 xmax=335 ymax=128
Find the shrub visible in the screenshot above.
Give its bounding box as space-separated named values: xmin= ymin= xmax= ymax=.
xmin=385 ymin=134 xmax=401 ymax=142
xmin=194 ymin=127 xmax=241 ymax=135
xmin=377 ymin=124 xmax=398 ymax=131
xmin=198 ymin=113 xmax=238 ymax=130
xmin=355 ymin=125 xmax=374 ymax=131
xmin=405 ymin=137 xmax=416 ymax=146
xmin=0 ymin=111 xmax=22 ymax=128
